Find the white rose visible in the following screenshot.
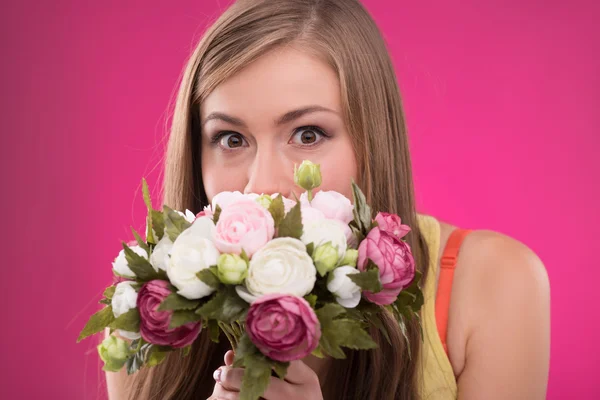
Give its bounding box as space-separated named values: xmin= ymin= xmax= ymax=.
xmin=327 ymin=266 xmax=362 ymax=308
xmin=238 ymin=237 xmax=316 ymax=303
xmin=167 ymin=217 xmax=220 ymax=299
xmin=176 ymin=209 xmax=196 ymax=223
xmin=149 ymin=236 xmax=173 ymax=271
xmin=301 ymin=218 xmax=347 ymax=259
xmin=112 ymin=245 xmax=148 ymax=278
xmin=111 ymin=281 xmax=141 ymax=339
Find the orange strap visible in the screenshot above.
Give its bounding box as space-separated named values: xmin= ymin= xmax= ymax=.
xmin=435 ymin=228 xmax=472 ymax=356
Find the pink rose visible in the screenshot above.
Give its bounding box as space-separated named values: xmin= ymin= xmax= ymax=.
xmin=137 ymin=280 xmax=201 ymax=348
xmin=214 ymin=199 xmax=275 ymax=257
xmin=246 ymin=294 xmax=321 ymax=362
xmin=310 ymin=191 xmax=354 ymax=224
xmin=211 ymin=191 xmax=247 ymax=211
xmin=374 ymin=212 xmax=411 ymax=239
xmin=301 ymin=205 xmax=325 ymax=226
xmin=357 ymin=227 xmax=415 ymax=305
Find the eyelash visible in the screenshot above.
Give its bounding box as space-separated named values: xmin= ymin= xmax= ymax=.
xmin=209 ymin=125 xmax=330 ymax=152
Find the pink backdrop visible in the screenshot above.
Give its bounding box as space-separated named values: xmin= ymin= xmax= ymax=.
xmin=1 ymin=0 xmax=598 ymax=398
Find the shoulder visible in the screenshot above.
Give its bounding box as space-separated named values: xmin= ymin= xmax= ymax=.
xmin=438 ymin=222 xmax=551 ymax=398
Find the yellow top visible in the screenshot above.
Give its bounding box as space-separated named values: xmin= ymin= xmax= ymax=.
xmin=416 ymin=214 xmax=458 ymax=399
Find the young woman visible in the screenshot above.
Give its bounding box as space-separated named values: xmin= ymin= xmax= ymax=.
xmin=105 ymin=0 xmax=550 ymax=398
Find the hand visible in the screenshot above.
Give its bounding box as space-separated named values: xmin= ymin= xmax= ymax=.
xmin=208 ymin=351 xmax=323 ymax=400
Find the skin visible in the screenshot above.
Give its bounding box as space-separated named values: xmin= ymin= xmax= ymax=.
xmin=105 ymin=46 xmax=551 ymax=399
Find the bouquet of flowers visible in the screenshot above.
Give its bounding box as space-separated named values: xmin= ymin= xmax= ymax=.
xmin=78 ymin=160 xmax=424 ymax=400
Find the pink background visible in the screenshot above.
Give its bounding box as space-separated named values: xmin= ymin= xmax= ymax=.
xmin=1 ymin=0 xmax=598 ymax=398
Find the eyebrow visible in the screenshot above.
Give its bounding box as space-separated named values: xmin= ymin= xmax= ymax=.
xmin=202 ymin=105 xmax=337 ymax=128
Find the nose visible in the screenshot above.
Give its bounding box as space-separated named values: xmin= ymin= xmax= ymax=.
xmin=243 ymin=149 xmax=291 ymax=196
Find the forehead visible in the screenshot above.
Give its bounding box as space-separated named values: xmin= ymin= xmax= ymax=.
xmin=201 ymin=47 xmax=341 ymax=120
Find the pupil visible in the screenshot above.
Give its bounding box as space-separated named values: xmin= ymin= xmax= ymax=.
xmin=301 ymin=131 xmax=316 ymax=144
xmin=227 ymin=135 xmax=242 ymax=148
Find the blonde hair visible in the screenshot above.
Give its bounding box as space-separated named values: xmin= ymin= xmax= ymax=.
xmin=129 ymin=0 xmax=430 ymax=398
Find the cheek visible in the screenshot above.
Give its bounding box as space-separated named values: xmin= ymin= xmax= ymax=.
xmin=318 ymin=140 xmax=358 ymax=199
xmin=201 ymin=151 xmax=248 ymax=202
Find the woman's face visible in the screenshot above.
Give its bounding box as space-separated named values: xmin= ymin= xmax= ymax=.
xmin=200 ymin=46 xmax=358 ymax=203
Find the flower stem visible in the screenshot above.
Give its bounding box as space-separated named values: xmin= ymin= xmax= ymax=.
xmin=307 ymin=189 xmax=313 ymax=202
xmin=218 ymin=322 xmax=236 ymax=350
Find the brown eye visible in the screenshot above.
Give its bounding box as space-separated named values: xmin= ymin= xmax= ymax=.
xmin=226 ymin=134 xmax=243 ymax=148
xmin=217 ymin=133 xmax=247 ymax=149
xmin=300 ymin=130 xmax=317 ymax=144
xmin=290 ymin=126 xmax=327 ymax=147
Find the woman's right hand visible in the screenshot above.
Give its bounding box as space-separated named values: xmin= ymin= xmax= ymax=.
xmin=208 ymin=350 xmax=323 ymax=400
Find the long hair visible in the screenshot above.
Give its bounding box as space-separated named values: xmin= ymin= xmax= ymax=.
xmin=128 ymin=0 xmax=430 ymax=398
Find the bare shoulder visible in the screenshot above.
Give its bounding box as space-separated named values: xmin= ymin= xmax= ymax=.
xmin=437 ymin=221 xmax=551 ymax=398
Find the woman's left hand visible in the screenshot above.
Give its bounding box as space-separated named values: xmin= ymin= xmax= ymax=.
xmin=208 ymin=350 xmax=324 ymax=400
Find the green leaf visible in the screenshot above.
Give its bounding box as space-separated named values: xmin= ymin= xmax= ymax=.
xmin=311 ymin=346 xmax=325 ymax=358
xmin=350 ymin=181 xmax=372 ymax=235
xmin=273 ymin=360 xmax=289 ymax=380
xmin=122 ymin=242 xmax=159 ymax=281
xmin=150 ymin=209 xmax=165 ymax=241
xmin=99 ymin=298 xmax=112 ymax=305
xmin=145 ymin=215 xmax=155 ymax=245
xmin=277 ymin=201 xmax=303 ymax=239
xmin=142 ymin=179 xmax=155 ymax=244
xmin=305 ymin=242 xmax=315 ymax=257
xmin=315 ymin=303 xmax=346 ymax=322
xmin=208 ymin=319 xmax=220 ymax=343
xmin=233 ymin=334 xmax=258 ymax=367
xmin=240 ymin=249 xmax=249 ymax=264
xmin=163 ymin=205 xmax=192 ymax=242
xmin=196 ymin=268 xmax=221 ymax=289
xmin=181 ymin=345 xmax=192 ymax=358
xmin=213 ymin=204 xmax=222 ymax=224
xmin=103 ymin=286 xmax=116 ymax=300
xmin=348 ymin=268 xmax=383 ymax=293
xmin=304 ymin=294 xmax=317 ymax=309
xmin=131 ymin=226 xmax=150 ymax=255
xmin=319 ymin=319 xmax=378 ymax=359
xmin=333 ymin=319 xmax=378 ymax=350
xmin=147 ymin=348 xmax=168 ymax=367
xmin=169 ymin=310 xmax=202 ymax=329
xmin=126 ymin=342 xmax=152 ymax=375
xmin=365 ymin=311 xmax=391 ymax=345
xmin=315 ymin=303 xmax=376 ymax=359
xmin=77 ymin=306 xmax=115 ymax=342
xmin=109 ymin=308 xmax=140 ymax=332
xmin=268 ymin=194 xmax=285 ymax=227
xmin=240 ymin=353 xmax=272 ymax=400
xmin=142 ymin=178 xmax=153 ymax=211
xmin=195 ymin=288 xmax=248 ymax=323
xmin=158 ymin=293 xmax=200 ymax=311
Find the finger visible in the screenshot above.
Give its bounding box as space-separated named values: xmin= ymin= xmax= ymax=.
xmin=209 ymin=382 xmax=240 ymax=400
xmin=224 ymin=350 xmax=235 ymax=366
xmin=281 ymin=359 xmax=318 ymax=385
xmin=260 ymin=376 xmax=293 ymax=399
xmin=216 ymin=366 xmax=245 ymax=392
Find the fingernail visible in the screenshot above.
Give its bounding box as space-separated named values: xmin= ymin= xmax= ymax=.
xmin=213 ymin=368 xmax=222 ymax=382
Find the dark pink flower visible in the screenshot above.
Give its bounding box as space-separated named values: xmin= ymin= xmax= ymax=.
xmin=357 ymin=227 xmax=415 ymax=305
xmin=137 ymin=280 xmax=201 ymax=348
xmin=374 ymin=212 xmax=411 ymax=239
xmin=246 ymin=294 xmax=321 ymax=362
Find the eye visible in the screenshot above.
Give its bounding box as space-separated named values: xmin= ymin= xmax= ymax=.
xmin=211 ymin=132 xmax=248 ymax=150
xmin=289 ymin=126 xmax=328 ymax=146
